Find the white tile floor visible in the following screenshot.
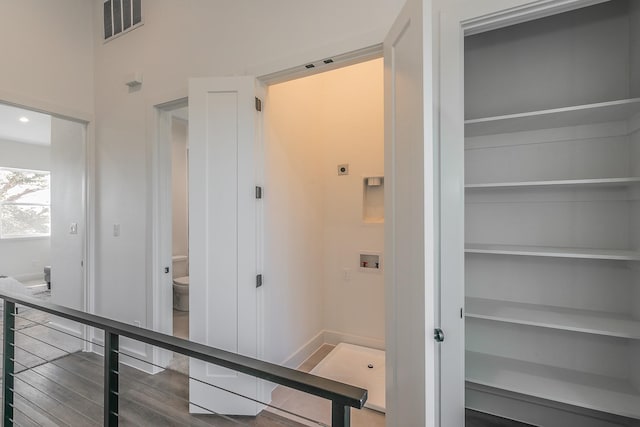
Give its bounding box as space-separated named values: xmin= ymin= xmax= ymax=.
xmin=267 ymin=344 xmax=386 ymax=427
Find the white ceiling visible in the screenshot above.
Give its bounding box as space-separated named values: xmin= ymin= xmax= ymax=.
xmin=0 ymin=104 xmax=51 ymax=146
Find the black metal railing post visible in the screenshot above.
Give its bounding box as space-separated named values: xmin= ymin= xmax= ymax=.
xmin=332 ymin=401 xmax=351 ymax=427
xmin=104 ymin=331 xmax=119 ymax=426
xmin=2 ymin=300 xmax=15 ymax=426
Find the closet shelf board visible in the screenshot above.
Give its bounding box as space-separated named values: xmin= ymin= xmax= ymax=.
xmin=465 ymin=297 xmax=640 ymax=339
xmin=465 ymin=244 xmax=640 ymax=261
xmin=465 ymin=98 xmax=640 ymax=137
xmin=465 ymin=177 xmax=640 ymax=190
xmin=466 ymin=351 xmax=640 ymax=420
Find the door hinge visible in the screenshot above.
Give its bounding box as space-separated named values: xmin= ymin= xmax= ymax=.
xmin=256 ymin=274 xmax=263 ymax=288
xmin=255 ymin=97 xmax=262 ymax=112
xmin=256 ymin=186 xmax=263 ymax=199
xmin=434 ymin=328 xmax=445 ymax=343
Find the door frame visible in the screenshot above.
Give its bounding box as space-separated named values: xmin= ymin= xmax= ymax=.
xmin=151 ymin=97 xmax=189 ymax=369
xmin=0 ymin=89 xmax=95 ymax=349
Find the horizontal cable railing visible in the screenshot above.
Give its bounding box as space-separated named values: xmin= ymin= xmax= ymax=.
xmin=0 ymin=291 xmax=367 ymax=426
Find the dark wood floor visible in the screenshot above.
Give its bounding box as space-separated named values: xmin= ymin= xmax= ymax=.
xmin=11 ymin=352 xmax=306 ymax=427
xmin=7 ymin=350 xmax=535 ymax=426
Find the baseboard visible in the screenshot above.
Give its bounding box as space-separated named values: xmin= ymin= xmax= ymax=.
xmin=323 ymin=330 xmax=385 ymax=350
xmin=45 ymin=320 xmax=84 ymax=354
xmin=467 ymin=383 xmax=640 ymax=427
xmin=279 ymin=330 xmax=326 ymax=369
xmin=49 ymin=320 xmax=83 ymax=338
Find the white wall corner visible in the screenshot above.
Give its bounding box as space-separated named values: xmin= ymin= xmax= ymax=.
xmin=279 ymin=330 xmax=326 ymax=369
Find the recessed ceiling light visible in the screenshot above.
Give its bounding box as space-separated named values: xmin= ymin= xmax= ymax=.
xmin=19 ymin=117 xmax=29 ymax=123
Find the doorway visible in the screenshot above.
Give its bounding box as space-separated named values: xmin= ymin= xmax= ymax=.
xmin=154 ymin=99 xmax=190 ymax=347
xmin=260 ymin=57 xmax=386 ymax=424
xmin=169 ymin=106 xmax=190 ymax=340
xmin=0 ymin=101 xmax=89 ymax=339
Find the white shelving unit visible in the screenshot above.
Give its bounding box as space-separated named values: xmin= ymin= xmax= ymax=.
xmin=464 ymin=3 xmax=640 ymax=422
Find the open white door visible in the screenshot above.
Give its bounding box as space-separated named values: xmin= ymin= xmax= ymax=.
xmin=50 ymin=118 xmax=87 ymax=337
xmin=188 ymin=77 xmax=261 ymax=415
xmin=385 ymin=0 xmax=462 ymax=425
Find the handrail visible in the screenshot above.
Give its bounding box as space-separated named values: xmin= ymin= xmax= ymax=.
xmin=0 ymin=291 xmax=367 ymax=426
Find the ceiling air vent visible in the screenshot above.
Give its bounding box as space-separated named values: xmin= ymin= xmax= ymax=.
xmin=104 ymin=0 xmax=142 ymax=41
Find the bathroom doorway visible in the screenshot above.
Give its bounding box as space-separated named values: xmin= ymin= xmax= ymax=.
xmin=153 ymin=99 xmax=190 ymax=348
xmin=169 ymin=106 xmax=189 ymax=339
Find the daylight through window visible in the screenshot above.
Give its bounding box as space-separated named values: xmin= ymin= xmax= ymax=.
xmin=0 ymin=167 xmax=51 ymax=238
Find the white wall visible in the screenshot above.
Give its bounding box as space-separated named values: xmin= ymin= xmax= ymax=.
xmin=0 ymin=139 xmax=51 ymax=280
xmin=50 ymin=118 xmax=86 ymax=313
xmin=90 ymin=0 xmax=404 ymax=336
xmin=171 ymin=118 xmax=188 ymax=259
xmin=320 ymin=59 xmax=385 ymax=346
xmin=265 ymin=59 xmax=384 ymax=365
xmin=264 ymin=74 xmax=326 ymax=365
xmin=0 ymin=0 xmax=94 ymax=116
xmin=464 ymin=0 xmax=632 ymax=118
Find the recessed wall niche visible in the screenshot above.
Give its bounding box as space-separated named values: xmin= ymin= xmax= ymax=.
xmin=363 ymin=176 xmax=384 ymax=223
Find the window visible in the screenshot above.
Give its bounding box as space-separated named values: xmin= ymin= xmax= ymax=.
xmin=0 ymin=167 xmax=51 ymax=239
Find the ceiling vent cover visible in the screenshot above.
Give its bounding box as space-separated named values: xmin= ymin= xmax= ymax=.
xmin=104 ymin=0 xmax=142 ymax=41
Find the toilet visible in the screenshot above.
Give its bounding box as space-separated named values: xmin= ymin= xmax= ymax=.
xmin=172 ymin=255 xmax=189 ymax=311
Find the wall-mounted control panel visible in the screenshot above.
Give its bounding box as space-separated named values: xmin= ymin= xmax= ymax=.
xmin=337 ymin=164 xmax=349 ymax=175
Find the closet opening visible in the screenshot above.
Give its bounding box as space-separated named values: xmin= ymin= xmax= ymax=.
xmin=260 ymin=57 xmax=387 ymax=425
xmin=463 ymin=1 xmax=640 ymax=425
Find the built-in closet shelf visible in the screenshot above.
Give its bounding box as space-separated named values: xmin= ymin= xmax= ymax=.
xmin=465 ymin=177 xmax=640 ymax=190
xmin=466 ymin=351 xmax=640 ymax=420
xmin=465 ymin=297 xmax=640 ymax=339
xmin=465 ymin=98 xmax=640 ymax=137
xmin=465 ymin=244 xmax=640 ymax=261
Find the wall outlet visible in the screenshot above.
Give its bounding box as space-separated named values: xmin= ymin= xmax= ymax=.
xmin=113 ymin=224 xmax=120 ymax=237
xmin=342 ymin=268 xmax=352 ymax=281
